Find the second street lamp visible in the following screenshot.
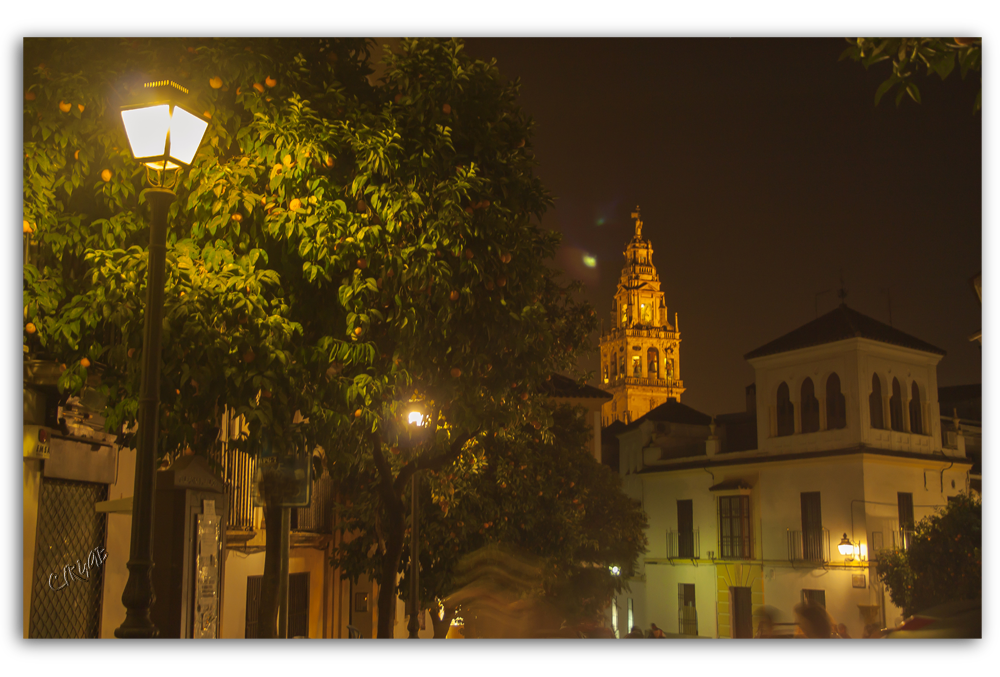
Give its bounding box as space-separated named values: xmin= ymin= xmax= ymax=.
xmin=404 ymin=402 xmax=431 ymax=638
xmin=115 ymin=80 xmax=208 ymax=639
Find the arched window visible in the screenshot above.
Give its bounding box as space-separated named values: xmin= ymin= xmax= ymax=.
xmin=776 ymin=382 xmax=795 ymax=436
xmin=825 ymin=373 xmax=847 ymax=430
xmin=909 ymin=382 xmax=923 ymax=435
xmin=611 ymin=357 xmax=617 ymax=380
xmin=801 ymin=378 xmax=820 ymax=433
xmin=647 ymin=347 xmax=659 ymax=377
xmin=870 ymin=374 xmax=884 ymax=429
xmin=890 ymin=378 xmax=904 ymax=431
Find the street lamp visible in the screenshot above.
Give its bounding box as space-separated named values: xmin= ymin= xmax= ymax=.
xmin=115 ymin=80 xmax=209 ymax=639
xmin=838 ymin=533 xmax=855 ymax=562
xmin=404 ymin=401 xmax=431 ymax=639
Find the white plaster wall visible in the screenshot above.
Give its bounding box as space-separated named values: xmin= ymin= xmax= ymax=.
xmin=99 ymin=445 xmax=135 ymax=638
xmin=644 ymin=563 xmax=717 ymax=637
xmin=765 ymin=567 xmax=873 ymax=636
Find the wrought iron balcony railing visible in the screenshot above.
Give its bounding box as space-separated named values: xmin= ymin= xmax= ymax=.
xmin=786 ymin=528 xmax=830 ymax=562
xmin=666 ymin=529 xmax=700 ymax=559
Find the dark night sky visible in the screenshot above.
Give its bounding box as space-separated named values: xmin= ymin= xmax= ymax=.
xmin=463 ymin=38 xmax=982 ymax=417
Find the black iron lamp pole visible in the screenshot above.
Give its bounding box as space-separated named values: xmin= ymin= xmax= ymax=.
xmin=115 ymin=188 xmax=174 ymax=638
xmin=407 ymin=470 xmax=421 ymax=639
xmin=114 ymin=79 xmax=209 ymax=639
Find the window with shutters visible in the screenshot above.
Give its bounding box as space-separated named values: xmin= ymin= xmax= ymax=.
xmin=870 ymin=374 xmax=885 ymax=429
xmin=909 ymin=382 xmax=923 ymax=434
xmin=719 ymin=495 xmax=753 ymax=560
xmin=890 ymin=378 xmax=904 ymax=431
xmin=800 ymin=378 xmax=820 ymax=433
xmin=678 ymin=584 xmax=697 ymax=635
xmin=776 ymin=382 xmax=795 ymax=436
xmin=826 ymin=373 xmax=847 ymax=429
xmin=897 ymin=492 xmax=915 ymax=550
xmin=730 ymin=586 xmax=753 ymax=638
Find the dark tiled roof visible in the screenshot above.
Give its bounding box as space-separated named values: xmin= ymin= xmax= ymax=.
xmin=541 ymin=373 xmax=612 ymax=400
xmin=709 ymin=479 xmax=753 ymax=491
xmin=744 ymin=304 xmax=946 ymax=360
xmin=624 ymin=398 xmax=713 ymax=430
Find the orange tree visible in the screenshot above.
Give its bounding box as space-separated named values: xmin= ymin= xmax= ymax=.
xmin=23 ymin=38 xmax=594 ymax=638
xmin=333 ymin=402 xmax=648 ymax=637
xmin=875 ymin=492 xmax=981 ymax=617
xmin=841 ymin=38 xmax=981 ymax=112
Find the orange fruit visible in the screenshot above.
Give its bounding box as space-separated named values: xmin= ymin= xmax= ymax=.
xmin=101 ymin=169 xmax=112 ymax=182
xmin=391 ymin=446 xmax=401 ymax=455
xmin=261 ymin=390 xmax=272 ymax=399
xmin=354 ymin=409 xmax=363 ymax=419
xmin=357 ymin=258 xmax=367 ymax=269
xmin=242 ymin=349 xmax=255 ymax=363
xmin=25 ymin=322 xmax=36 ymax=334
xmin=59 ymin=101 xmax=71 ymax=113
xmin=209 ymin=76 xmax=223 ymax=89
xmin=232 ymin=214 xmax=242 ymax=222
xmin=450 ymin=290 xmax=460 ymax=301
xmin=485 ymin=280 xmax=494 ymax=291
xmin=289 ymin=198 xmax=301 ymax=211
xmin=517 ymin=139 xmax=525 ymax=148
xmin=520 ymin=392 xmax=529 ymax=401
xmin=23 ymin=221 xmax=32 ymax=234
xmin=265 ymin=76 xmax=277 ymax=88
xmin=25 ymin=91 xmax=35 ymax=101
xmin=354 ymin=327 xmax=364 ymax=336
xmin=394 ymin=93 xmax=402 ymax=104
xmin=442 ymin=103 xmax=451 ymax=114
xmin=203 ymin=111 xmax=211 ymax=119
xmin=325 ymin=156 xmax=334 ymax=168
xmin=253 ymin=83 xmax=265 ymax=93
xmin=128 ymin=348 xmax=136 ymax=358
xmin=464 ymin=248 xmax=474 ymax=259
xmin=74 ymin=150 xmax=80 ymax=160
xmin=77 ymin=104 xmax=85 ymax=112
xmin=80 ymin=358 xmax=91 ymax=368
xmin=451 ymin=367 xmax=462 ymax=378
xmin=235 ymin=86 xmax=242 ymax=96
xmin=497 ymin=275 xmax=507 ymax=288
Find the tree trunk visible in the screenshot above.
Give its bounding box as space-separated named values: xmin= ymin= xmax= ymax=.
xmin=431 ymin=603 xmax=455 ymax=638
xmin=258 ymin=498 xmax=283 ymax=638
xmin=376 ymin=501 xmax=405 ymax=638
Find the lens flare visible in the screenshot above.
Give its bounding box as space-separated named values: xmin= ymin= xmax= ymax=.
xmin=583 ymin=255 xmax=597 ymax=268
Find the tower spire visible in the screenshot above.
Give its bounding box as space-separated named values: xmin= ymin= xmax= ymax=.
xmin=631 ymin=205 xmax=643 ymax=239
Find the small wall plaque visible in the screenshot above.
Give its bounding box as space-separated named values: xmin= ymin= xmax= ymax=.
xmin=852 ymin=574 xmax=866 ymax=589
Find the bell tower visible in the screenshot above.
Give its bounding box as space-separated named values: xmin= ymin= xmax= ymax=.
xmin=599 ymin=206 xmax=684 ymax=425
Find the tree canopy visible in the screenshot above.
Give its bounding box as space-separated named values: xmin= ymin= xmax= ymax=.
xmin=840 ymin=38 xmax=981 ymax=112
xmin=875 ymin=492 xmax=981 ymax=617
xmin=24 ymin=37 xmax=642 ymax=637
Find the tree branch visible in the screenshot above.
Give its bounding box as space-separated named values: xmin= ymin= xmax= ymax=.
xmin=393 ymin=424 xmax=482 ymax=496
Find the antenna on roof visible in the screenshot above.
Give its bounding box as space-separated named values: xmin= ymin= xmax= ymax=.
xmin=837 ymin=270 xmax=848 ymax=305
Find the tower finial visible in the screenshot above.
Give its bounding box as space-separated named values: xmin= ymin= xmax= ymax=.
xmin=631 ymin=205 xmax=643 ymax=239
xmin=837 ymin=270 xmax=848 ymax=304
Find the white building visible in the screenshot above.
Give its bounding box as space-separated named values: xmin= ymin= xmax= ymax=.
xmin=614 ymin=303 xmax=974 ymax=638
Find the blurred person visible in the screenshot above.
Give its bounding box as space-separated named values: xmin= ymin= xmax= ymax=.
xmin=626 ymin=626 xmax=644 ymax=638
xmin=753 ymin=605 xmax=779 ymax=638
xmin=835 ymin=622 xmax=851 ymax=638
xmin=650 ymin=622 xmax=666 ymax=638
xmin=794 ymin=601 xmax=834 ymax=638
xmin=862 ymin=623 xmax=884 ymax=638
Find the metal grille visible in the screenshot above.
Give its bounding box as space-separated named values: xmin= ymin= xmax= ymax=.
xmin=295 ymin=474 xmax=333 ymax=533
xmin=677 ymin=584 xmax=697 ymax=635
xmin=666 ymin=529 xmax=700 ymax=559
xmin=29 ymin=478 xmax=108 ymax=638
xmin=209 ymin=441 xmax=256 ymax=531
xmin=786 ymin=528 xmax=830 ymax=562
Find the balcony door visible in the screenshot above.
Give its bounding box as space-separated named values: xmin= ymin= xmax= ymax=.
xmin=800 ymin=492 xmax=823 ymax=561
xmin=677 ymin=499 xmax=694 ymax=558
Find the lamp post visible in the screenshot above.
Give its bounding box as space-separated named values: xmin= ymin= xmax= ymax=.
xmin=405 ymin=405 xmax=430 ymax=638
xmin=115 ymin=80 xmax=209 ymax=638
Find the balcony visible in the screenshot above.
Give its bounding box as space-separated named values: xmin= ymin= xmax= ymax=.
xmin=606 ymin=375 xmax=684 ymax=389
xmin=786 ymin=528 xmax=830 ymax=563
xmin=868 ymin=525 xmax=915 ymax=560
xmin=666 ymin=529 xmax=700 ymax=559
